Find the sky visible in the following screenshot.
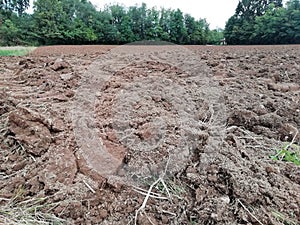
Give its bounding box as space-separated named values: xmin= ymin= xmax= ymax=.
xmin=92 ymin=0 xmax=240 ymax=29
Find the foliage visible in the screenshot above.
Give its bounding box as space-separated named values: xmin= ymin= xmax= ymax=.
xmin=0 ymin=19 xmax=19 ymax=45
xmin=0 ymin=1 xmax=219 ymax=46
xmin=207 ymin=28 xmax=224 ymax=45
xmin=271 ymin=142 xmax=300 ymax=166
xmin=0 ymin=0 xmax=29 ymax=15
xmin=225 ymin=0 xmax=300 ymax=44
xmin=1 ymin=0 xmax=298 ymax=45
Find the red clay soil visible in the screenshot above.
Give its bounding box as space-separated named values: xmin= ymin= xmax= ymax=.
xmin=0 ymin=45 xmax=299 ymax=224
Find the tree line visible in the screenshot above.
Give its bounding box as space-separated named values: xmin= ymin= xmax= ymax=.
xmin=2 ymin=0 xmax=298 ymax=46
xmin=0 ymin=0 xmax=224 ymax=46
xmin=224 ymin=0 xmax=300 ymax=44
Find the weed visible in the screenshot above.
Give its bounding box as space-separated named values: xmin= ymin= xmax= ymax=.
xmin=271 ymin=142 xmax=300 ymax=166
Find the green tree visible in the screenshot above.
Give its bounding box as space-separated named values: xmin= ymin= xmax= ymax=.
xmin=158 ymin=8 xmax=171 ymax=41
xmin=62 ymin=0 xmax=99 ymax=43
xmin=208 ymin=28 xmax=224 ymax=45
xmin=194 ymin=19 xmax=210 ymax=44
xmin=225 ymin=0 xmax=283 ymax=44
xmin=144 ymin=7 xmax=161 ymax=40
xmin=252 ymin=4 xmax=287 ymax=44
xmin=0 ymin=0 xmax=29 ymax=15
xmin=235 ymin=0 xmax=282 ymax=18
xmin=127 ymin=3 xmax=147 ymax=40
xmin=251 ymin=0 xmax=300 ymax=44
xmin=33 ymin=0 xmax=67 ymax=44
xmin=1 ymin=1 xmax=223 ymax=46
xmin=169 ymin=9 xmax=187 ymax=43
xmin=108 ymin=4 xmax=132 ymax=43
xmin=33 ymin=0 xmax=100 ymax=44
xmin=184 ymin=14 xmax=196 ymax=43
xmin=0 ymin=18 xmax=19 ymax=45
xmin=0 ymin=11 xmax=37 ymax=46
xmin=285 ymin=0 xmax=300 ymax=43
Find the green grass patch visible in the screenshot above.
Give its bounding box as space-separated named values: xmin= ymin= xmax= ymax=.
xmin=271 ymin=142 xmax=300 ymax=166
xmin=0 ymin=47 xmax=36 ymax=56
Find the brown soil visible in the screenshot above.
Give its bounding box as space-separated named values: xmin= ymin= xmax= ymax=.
xmin=0 ymin=44 xmax=299 ymax=225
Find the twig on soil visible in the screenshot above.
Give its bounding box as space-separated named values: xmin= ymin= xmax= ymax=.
xmin=82 ymin=180 xmax=96 ymax=194
xmin=132 ymin=186 xmax=162 ymax=197
xmin=134 ymin=177 xmax=162 ymax=225
xmin=161 ymin=209 xmax=177 ymax=217
xmin=161 ymin=153 xmax=172 ymax=198
xmin=132 ymin=188 xmax=168 ymax=200
xmin=30 ymin=155 xmax=36 ymax=162
xmin=132 ymin=186 xmax=167 ymax=200
xmin=237 ymin=199 xmax=264 ymax=225
xmin=134 ymin=153 xmax=172 ymax=225
xmin=0 ymin=170 xmax=24 ymax=180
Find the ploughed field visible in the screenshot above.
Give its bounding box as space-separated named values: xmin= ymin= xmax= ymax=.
xmin=0 ymin=45 xmax=299 ymax=224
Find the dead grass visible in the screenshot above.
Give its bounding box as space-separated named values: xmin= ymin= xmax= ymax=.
xmin=0 ymin=187 xmax=66 ymax=225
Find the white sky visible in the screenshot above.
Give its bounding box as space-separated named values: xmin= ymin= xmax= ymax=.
xmin=93 ymin=0 xmax=240 ymax=29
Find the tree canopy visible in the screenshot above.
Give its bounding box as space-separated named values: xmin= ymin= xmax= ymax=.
xmin=0 ymin=0 xmax=224 ymax=46
xmin=0 ymin=0 xmax=29 ymax=15
xmin=225 ymin=0 xmax=300 ymax=44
